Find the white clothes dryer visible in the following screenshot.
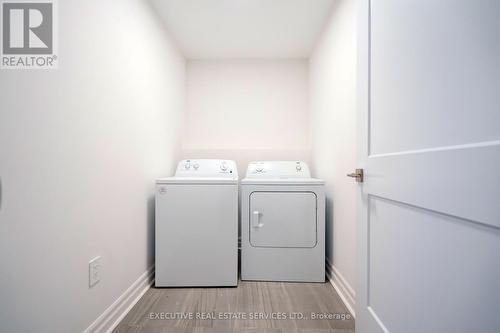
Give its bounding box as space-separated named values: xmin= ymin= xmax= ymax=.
xmin=241 ymin=161 xmax=325 ymax=282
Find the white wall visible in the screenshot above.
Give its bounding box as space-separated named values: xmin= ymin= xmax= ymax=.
xmin=309 ymin=0 xmax=357 ymax=301
xmin=182 ymin=60 xmax=310 ymax=173
xmin=0 ymin=1 xmax=185 ymax=332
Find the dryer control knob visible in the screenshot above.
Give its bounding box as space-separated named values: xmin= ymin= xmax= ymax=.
xmin=255 ymin=167 xmax=263 ymax=172
xmin=220 ymin=162 xmax=228 ymax=171
xmin=193 ymin=163 xmax=199 ymax=170
xmin=184 ymin=162 xmax=191 ymax=170
xmin=296 ymin=165 xmax=302 ymax=171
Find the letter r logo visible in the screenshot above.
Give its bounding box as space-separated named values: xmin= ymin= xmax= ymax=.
xmin=2 ymin=2 xmax=53 ymax=54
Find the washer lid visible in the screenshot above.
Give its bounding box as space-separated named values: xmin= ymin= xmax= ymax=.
xmin=157 ymin=177 xmax=238 ymax=185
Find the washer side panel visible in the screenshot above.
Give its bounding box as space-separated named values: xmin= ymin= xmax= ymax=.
xmin=156 ymin=184 xmax=238 ymax=286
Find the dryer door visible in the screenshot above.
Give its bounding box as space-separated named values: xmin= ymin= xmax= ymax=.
xmin=249 ymin=191 xmax=317 ymax=248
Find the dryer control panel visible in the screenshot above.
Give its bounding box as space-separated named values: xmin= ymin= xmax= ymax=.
xmin=175 ymin=159 xmax=238 ymax=178
xmin=246 ymin=161 xmax=311 ymax=178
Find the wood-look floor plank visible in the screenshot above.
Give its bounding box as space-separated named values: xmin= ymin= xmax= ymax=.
xmin=306 ymin=284 xmax=354 ymax=330
xmin=114 ymin=281 xmax=355 ymax=333
xmin=132 ymin=329 xmax=354 ymax=333
xmin=112 ymin=324 xmax=140 ymax=333
xmin=128 ymin=327 xmax=354 ymax=333
xmin=212 ymin=286 xmax=239 ymax=329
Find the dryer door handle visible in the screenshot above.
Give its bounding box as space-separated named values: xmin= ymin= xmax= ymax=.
xmin=252 ymin=210 xmax=264 ymax=228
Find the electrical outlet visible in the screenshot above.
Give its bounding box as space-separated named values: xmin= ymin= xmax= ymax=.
xmin=89 ymin=256 xmax=101 ymax=287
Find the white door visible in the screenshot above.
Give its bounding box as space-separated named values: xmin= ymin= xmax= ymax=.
xmin=250 ymin=192 xmax=317 ymax=248
xmin=356 ymin=1 xmax=500 ymax=332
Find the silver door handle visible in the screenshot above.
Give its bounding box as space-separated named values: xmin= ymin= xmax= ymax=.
xmin=252 ymin=210 xmax=263 ymax=228
xmin=347 ymin=168 xmax=364 ymax=183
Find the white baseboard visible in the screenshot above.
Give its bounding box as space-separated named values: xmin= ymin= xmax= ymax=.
xmin=326 ymin=258 xmax=356 ymax=318
xmin=83 ymin=265 xmax=154 ymax=333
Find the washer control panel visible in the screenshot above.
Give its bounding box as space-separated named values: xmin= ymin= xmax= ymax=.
xmin=246 ymin=161 xmax=311 ymax=178
xmin=175 ymin=159 xmax=238 ymax=178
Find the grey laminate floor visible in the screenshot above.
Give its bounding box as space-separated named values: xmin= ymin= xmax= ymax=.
xmin=113 ymin=281 xmax=355 ymax=333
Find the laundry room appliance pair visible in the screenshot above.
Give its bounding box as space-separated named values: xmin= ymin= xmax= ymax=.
xmin=155 ymin=159 xmax=324 ymax=287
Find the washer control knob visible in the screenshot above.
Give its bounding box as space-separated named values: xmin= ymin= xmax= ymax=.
xmin=184 ymin=161 xmax=191 ymax=170
xmin=220 ymin=162 xmax=228 ymax=171
xmin=193 ymin=163 xmax=199 ymax=170
xmin=296 ymin=164 xmax=302 ymax=171
xmin=255 ymin=166 xmax=263 ymax=172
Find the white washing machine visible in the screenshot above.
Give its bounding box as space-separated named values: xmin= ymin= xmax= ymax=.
xmin=155 ymin=159 xmax=238 ymax=287
xmin=241 ymin=161 xmax=325 ymax=282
